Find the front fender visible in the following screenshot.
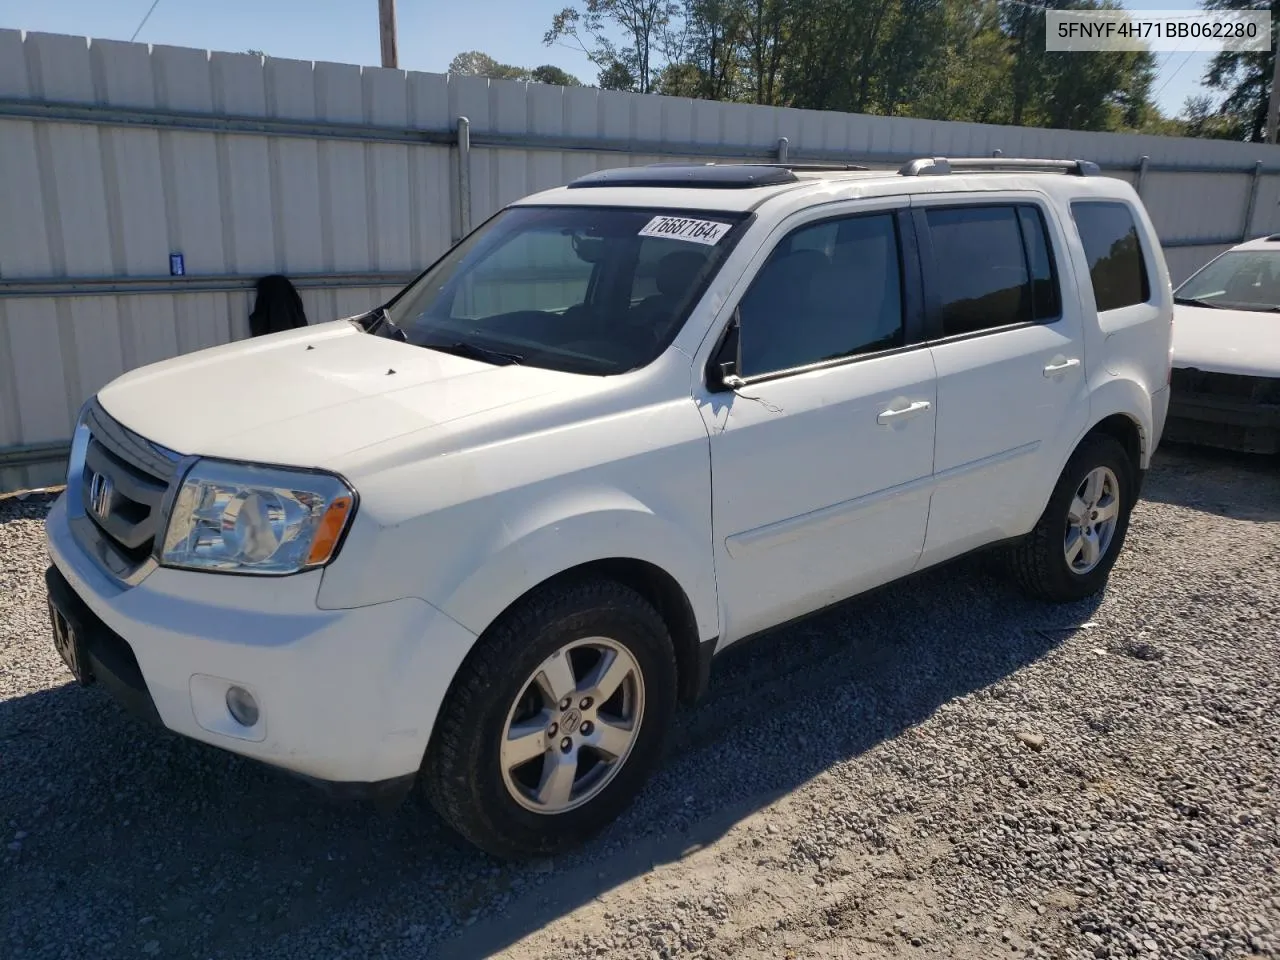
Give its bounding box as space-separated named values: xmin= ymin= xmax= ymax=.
xmin=436 ymin=493 xmax=719 ymax=641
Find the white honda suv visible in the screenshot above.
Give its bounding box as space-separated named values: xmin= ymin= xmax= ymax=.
xmin=44 ymin=157 xmax=1172 ymax=858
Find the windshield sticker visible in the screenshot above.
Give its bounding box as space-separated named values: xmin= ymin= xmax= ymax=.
xmin=638 ymin=216 xmax=733 ymax=246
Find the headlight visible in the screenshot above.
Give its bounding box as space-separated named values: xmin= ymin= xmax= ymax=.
xmin=159 ymin=460 xmax=355 ymax=575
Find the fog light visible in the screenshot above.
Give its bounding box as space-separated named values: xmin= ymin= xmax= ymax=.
xmin=225 ymin=686 xmax=260 ymax=727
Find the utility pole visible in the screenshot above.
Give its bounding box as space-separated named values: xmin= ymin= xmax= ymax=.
xmin=1269 ymin=22 xmax=1280 ymax=144
xmin=378 ymin=0 xmax=398 ymax=69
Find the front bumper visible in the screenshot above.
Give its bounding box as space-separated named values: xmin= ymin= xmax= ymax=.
xmin=1165 ymin=392 xmax=1280 ymax=454
xmin=44 ymin=493 xmax=477 ymax=790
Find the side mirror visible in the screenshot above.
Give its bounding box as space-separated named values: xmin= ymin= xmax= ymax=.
xmin=712 ymin=307 xmax=746 ymax=391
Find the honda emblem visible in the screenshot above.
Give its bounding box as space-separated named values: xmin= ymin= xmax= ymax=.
xmin=89 ymin=471 xmax=114 ymax=521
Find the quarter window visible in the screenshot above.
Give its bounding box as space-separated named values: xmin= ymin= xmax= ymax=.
xmin=736 ymin=213 xmax=904 ymax=378
xmin=1071 ymin=201 xmax=1151 ymax=311
xmin=926 ymin=205 xmax=1061 ymax=337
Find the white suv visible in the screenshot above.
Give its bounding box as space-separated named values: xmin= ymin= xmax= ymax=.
xmin=44 ymin=157 xmax=1172 ymax=858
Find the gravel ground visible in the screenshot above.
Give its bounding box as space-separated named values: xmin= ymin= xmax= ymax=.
xmin=2 ymin=444 xmax=1278 ymax=960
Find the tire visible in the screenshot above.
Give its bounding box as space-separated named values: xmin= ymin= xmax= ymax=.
xmin=422 ymin=578 xmax=678 ymax=859
xmin=1008 ymin=433 xmax=1136 ymax=602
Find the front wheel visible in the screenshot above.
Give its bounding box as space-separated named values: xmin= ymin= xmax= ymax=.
xmin=422 ymin=578 xmax=677 ymax=859
xmin=1008 ymin=433 xmax=1136 ymax=602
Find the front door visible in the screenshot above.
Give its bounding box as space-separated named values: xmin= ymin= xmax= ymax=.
xmin=696 ymin=203 xmax=938 ymax=643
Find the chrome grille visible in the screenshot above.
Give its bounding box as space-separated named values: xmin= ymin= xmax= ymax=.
xmin=1170 ymin=368 xmax=1280 ymax=404
xmin=77 ymin=401 xmax=182 ymax=563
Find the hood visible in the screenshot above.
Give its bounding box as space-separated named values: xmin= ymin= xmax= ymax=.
xmin=96 ymin=321 xmax=579 ymax=469
xmin=1173 ymin=305 xmax=1280 ymax=378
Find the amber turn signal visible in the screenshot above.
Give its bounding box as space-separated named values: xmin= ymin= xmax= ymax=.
xmin=306 ymin=495 xmax=354 ymax=565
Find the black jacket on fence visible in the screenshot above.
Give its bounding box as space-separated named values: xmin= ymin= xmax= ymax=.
xmin=248 ymin=274 xmax=308 ymax=337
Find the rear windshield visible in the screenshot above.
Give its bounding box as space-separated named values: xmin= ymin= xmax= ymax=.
xmin=383 ymin=206 xmax=750 ymax=375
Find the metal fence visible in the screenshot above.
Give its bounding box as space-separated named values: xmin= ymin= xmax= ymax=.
xmin=3 ymin=27 xmax=1280 ymax=491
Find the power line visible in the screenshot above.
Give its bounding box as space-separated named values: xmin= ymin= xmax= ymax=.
xmin=129 ymin=0 xmax=162 ymax=43
xmin=1152 ymin=49 xmax=1198 ymax=103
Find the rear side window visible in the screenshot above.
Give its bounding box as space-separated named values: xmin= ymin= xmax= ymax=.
xmin=1071 ymin=201 xmax=1151 ymax=311
xmin=925 ymin=205 xmax=1059 ymax=337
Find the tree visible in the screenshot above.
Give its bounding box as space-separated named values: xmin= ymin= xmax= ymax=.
xmin=597 ymin=58 xmax=638 ymax=89
xmin=679 ymin=0 xmax=748 ymax=100
xmin=447 ymin=51 xmax=582 ymax=87
xmin=1200 ymin=0 xmax=1280 ymax=142
xmin=448 ymin=50 xmax=528 ymax=80
xmin=741 ymin=0 xmax=788 ymax=104
xmin=545 ymin=0 xmax=682 ymax=93
xmin=530 ymin=65 xmax=584 ymax=86
xmin=1180 ymin=93 xmax=1249 ymax=140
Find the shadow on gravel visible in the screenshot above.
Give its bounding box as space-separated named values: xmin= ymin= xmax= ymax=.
xmin=1 ymin=545 xmax=1103 ymax=960
xmin=1143 ymin=443 xmax=1280 ymax=521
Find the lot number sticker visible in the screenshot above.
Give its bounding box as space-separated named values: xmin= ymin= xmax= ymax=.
xmin=638 ymin=216 xmax=733 ymax=245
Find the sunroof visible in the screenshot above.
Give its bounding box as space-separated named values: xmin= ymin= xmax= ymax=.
xmin=567 ymin=164 xmax=799 ymax=190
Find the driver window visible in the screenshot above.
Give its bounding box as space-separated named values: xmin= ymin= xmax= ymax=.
xmin=451 ymin=231 xmax=594 ymax=319
xmin=737 ymin=213 xmax=904 ymax=378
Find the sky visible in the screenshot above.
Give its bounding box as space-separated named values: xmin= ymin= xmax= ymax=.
xmin=0 ymin=0 xmax=1216 ymax=118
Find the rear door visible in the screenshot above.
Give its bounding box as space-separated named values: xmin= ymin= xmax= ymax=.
xmin=696 ymin=200 xmax=937 ymax=643
xmin=913 ymin=195 xmax=1090 ymax=567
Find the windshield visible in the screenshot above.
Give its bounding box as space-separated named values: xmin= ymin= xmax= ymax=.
xmin=380 ymin=205 xmax=750 ymax=375
xmin=1176 ymin=250 xmax=1280 ymax=312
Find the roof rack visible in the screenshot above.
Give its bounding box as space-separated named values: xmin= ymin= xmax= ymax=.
xmin=567 ymin=160 xmax=871 ymax=190
xmin=567 ymin=164 xmax=799 ymax=189
xmin=899 ymin=157 xmax=1101 ymax=177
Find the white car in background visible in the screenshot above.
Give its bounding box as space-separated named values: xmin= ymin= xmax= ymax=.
xmin=1170 ymin=236 xmax=1280 ymax=454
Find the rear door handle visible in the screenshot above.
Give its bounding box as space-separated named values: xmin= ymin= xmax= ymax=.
xmin=1043 ymin=357 xmax=1080 ymax=377
xmin=877 ymin=400 xmax=932 ymax=425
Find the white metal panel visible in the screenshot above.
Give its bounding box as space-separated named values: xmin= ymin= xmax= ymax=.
xmin=65 ymin=295 xmax=126 ymax=409
xmin=321 ymin=141 xmax=371 ymax=270
xmin=43 ymin=124 xmax=113 ymax=275
xmin=0 ymin=29 xmax=30 ymax=97
xmin=151 ymin=44 xmax=214 ymax=111
xmin=165 ymin=131 xmax=227 ymax=273
xmin=211 ymin=51 xmax=267 ymax=115
xmin=26 ymin=32 xmax=94 ymax=102
xmin=104 ymin=127 xmax=169 ymax=274
xmin=91 ymin=39 xmax=156 ymax=108
xmin=363 ymin=66 xmax=408 ymax=125
xmin=4 ymin=297 xmax=70 ymax=443
xmin=274 ymin=138 xmax=325 ymax=272
xmin=315 ymin=61 xmax=364 ymax=123
xmin=222 ymin=134 xmax=276 ymax=271
xmin=0 ymin=120 xmax=53 ymax=277
xmin=266 ymin=57 xmax=318 ymax=119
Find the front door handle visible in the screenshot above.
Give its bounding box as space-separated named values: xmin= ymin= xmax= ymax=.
xmin=877 ymin=400 xmax=932 ymax=425
xmin=1043 ymin=357 xmax=1080 ymax=377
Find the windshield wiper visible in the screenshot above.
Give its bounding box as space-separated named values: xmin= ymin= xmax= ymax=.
xmin=424 ymin=341 xmax=523 ymax=366
xmin=1173 ymin=296 xmax=1223 ymax=309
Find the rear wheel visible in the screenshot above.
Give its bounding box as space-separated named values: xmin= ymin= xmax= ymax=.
xmin=1009 ymin=434 xmax=1136 ymax=602
xmin=423 ymin=578 xmax=677 ymax=859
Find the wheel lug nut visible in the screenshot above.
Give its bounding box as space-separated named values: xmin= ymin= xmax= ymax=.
xmin=560 ymin=737 xmax=572 ymax=753
xmin=559 ymin=697 xmax=571 ymax=710
xmin=547 ymin=722 xmax=558 ymax=737
xmin=579 ymin=697 xmax=593 ymax=710
xmin=580 ymin=721 xmax=594 ymax=735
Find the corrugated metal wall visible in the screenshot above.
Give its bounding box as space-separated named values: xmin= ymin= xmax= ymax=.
xmin=3 ymin=28 xmax=1280 ymax=491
